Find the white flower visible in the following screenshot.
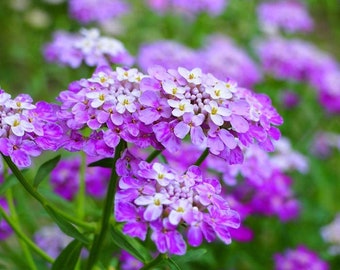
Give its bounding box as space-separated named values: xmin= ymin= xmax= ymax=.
xmin=116 ymin=95 xmax=136 ymax=113
xmin=162 ymin=80 xmax=186 ymax=99
xmin=178 ymin=67 xmax=202 ymax=85
xmin=168 ymin=99 xmax=194 ymax=117
xmin=206 ymin=81 xmax=233 ymax=99
xmin=4 ymin=114 xmax=34 ymax=136
xmin=204 ymin=100 xmax=231 ymax=126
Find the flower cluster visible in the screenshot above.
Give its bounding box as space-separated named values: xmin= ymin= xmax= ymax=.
xmin=142 ymin=66 xmax=282 ymax=162
xmin=157 ymin=137 xmax=304 ymax=240
xmin=115 ymin=152 xmax=240 ymax=255
xmin=0 ymin=89 xmax=63 ymax=167
xmin=57 ymin=65 xmax=282 ymax=163
xmin=257 ymin=1 xmax=314 ymax=34
xmin=257 ymin=37 xmax=340 ymax=112
xmin=197 ymin=35 xmax=262 ymax=87
xmin=209 ymin=138 xmax=306 ymax=221
xmin=68 ymin=0 xmax=130 ymax=24
xmin=137 ymin=40 xmax=198 ymax=72
xmin=50 ymin=155 xmax=111 ymax=200
xmin=137 ymin=35 xmax=262 ymax=88
xmin=56 ymin=65 xmax=161 ymax=156
xmin=44 ymin=28 xmax=133 ymax=68
xmin=274 ymin=246 xmax=328 ymax=270
xmin=145 ymin=0 xmax=227 ymax=18
xmin=321 ymin=214 xmax=340 ymax=255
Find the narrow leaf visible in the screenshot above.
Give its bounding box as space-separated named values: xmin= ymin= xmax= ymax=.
xmin=110 ymin=225 xmax=152 ymax=263
xmin=45 ymin=205 xmax=89 ymax=245
xmin=167 ymin=257 xmax=182 ymax=270
xmin=33 ymin=155 xmax=61 ymax=188
xmin=88 ymin=158 xmax=114 ymax=168
xmin=52 ymin=239 xmax=83 ymax=270
xmin=172 ymin=248 xmax=207 ymax=265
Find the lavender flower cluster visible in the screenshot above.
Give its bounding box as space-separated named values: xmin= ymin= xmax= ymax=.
xmin=145 ymin=0 xmax=228 ymax=18
xmin=257 ymin=37 xmax=340 ymax=113
xmin=50 ymin=156 xmax=111 ymax=200
xmin=321 ymin=214 xmax=340 ymax=255
xmin=44 ymin=28 xmax=133 ymax=68
xmin=0 ymin=90 xmax=63 ymax=167
xmin=115 ymin=151 xmax=240 ymax=255
xmin=137 ymin=36 xmax=262 ymax=88
xmin=57 ymin=64 xmax=282 ymax=163
xmin=257 ymin=1 xmax=314 ymax=34
xmin=274 ymin=246 xmax=329 ymax=270
xmin=68 ymin=0 xmax=130 ymax=24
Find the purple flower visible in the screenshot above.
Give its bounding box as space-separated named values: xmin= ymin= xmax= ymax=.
xmin=140 ymin=66 xmax=282 ymax=163
xmin=274 ymin=246 xmax=329 ymax=270
xmin=321 ymin=214 xmax=340 ymax=255
xmin=69 ymin=0 xmax=130 ymax=24
xmin=50 ymin=155 xmax=111 ymax=200
xmin=257 ymin=1 xmax=314 ymax=34
xmin=34 ymin=225 xmax=72 ymax=259
xmin=145 ymin=0 xmax=227 ymax=18
xmin=44 ymin=28 xmax=133 ymax=68
xmin=150 ymin=218 xmax=187 ymax=255
xmin=0 ymin=198 xmax=13 ymax=241
xmin=115 ymin=153 xmax=240 ymax=255
xmin=119 ymin=250 xmax=144 ymax=270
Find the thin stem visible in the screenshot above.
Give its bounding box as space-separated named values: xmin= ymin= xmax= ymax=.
xmin=6 ymin=189 xmax=38 ymax=270
xmin=86 ymin=140 xmax=127 ymax=270
xmin=77 ymin=152 xmax=86 ymax=220
xmin=194 ymin=148 xmax=210 ymax=166
xmin=0 ymin=207 xmax=54 ymax=263
xmin=146 ymin=149 xmax=163 ymax=163
xmin=1 ymin=154 xmax=95 ymax=232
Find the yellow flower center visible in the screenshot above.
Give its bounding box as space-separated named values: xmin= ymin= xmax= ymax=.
xmin=211 ymin=107 xmax=218 ymax=115
xmin=13 ymin=119 xmax=20 ymax=127
xmin=154 ymin=199 xmax=161 ymax=206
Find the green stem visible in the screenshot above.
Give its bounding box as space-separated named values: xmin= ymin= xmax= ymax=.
xmin=77 ymin=152 xmax=86 ymax=220
xmin=1 ymin=154 xmax=95 ymax=232
xmin=194 ymin=148 xmax=210 ymax=166
xmin=146 ymin=149 xmax=163 ymax=163
xmin=5 ymin=189 xmax=38 ymax=270
xmin=86 ymin=140 xmax=127 ymax=270
xmin=0 ymin=207 xmax=54 ymax=263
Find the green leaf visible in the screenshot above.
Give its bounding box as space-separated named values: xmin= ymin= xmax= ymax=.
xmin=52 ymin=239 xmax=83 ymax=270
xmin=45 ymin=205 xmax=89 ymax=245
xmin=167 ymin=257 xmax=182 ymax=270
xmin=110 ymin=225 xmax=152 ymax=263
xmin=172 ymin=249 xmax=207 ymax=265
xmin=88 ymin=158 xmax=114 ymax=168
xmin=0 ymin=174 xmax=18 ymax=195
xmin=33 ymin=155 xmax=61 ymax=188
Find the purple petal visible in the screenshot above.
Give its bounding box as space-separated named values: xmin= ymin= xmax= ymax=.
xmin=230 ymin=115 xmax=249 ymax=133
xmin=187 ymin=226 xmax=203 ymax=247
xmin=138 ymin=108 xmax=160 ymax=124
xmin=174 ymin=122 xmax=190 ymax=139
xmin=123 ymin=222 xmax=148 ymax=241
xmin=168 ymin=231 xmax=186 ymax=255
xmin=11 ymin=150 xmax=31 ymax=168
xmin=144 ymin=204 xmax=163 ymax=221
xmin=218 ymin=129 xmax=237 ymax=149
xmin=190 ymin=126 xmax=206 ymax=146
